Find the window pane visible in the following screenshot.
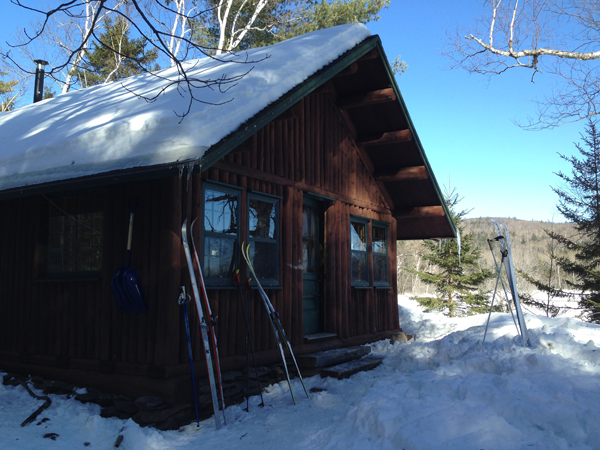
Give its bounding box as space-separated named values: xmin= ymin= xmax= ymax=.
xmin=302 ymin=237 xmax=318 ymax=274
xmin=351 ymin=222 xmax=366 ymax=251
xmin=249 ymin=199 xmax=276 ymax=239
xmin=250 ymin=241 xmax=278 ymax=280
xmin=302 ymin=204 xmax=318 ymax=274
xmin=303 ymin=205 xmax=316 ymax=238
xmin=372 ymin=226 xmax=387 ymax=254
xmin=351 ymin=251 xmax=368 ymax=282
xmin=374 ymin=254 xmax=388 ymax=283
xmin=204 ymin=236 xmax=235 ymax=278
xmin=204 ymin=188 xmax=238 ymax=235
xmin=48 ymin=216 xmax=64 ymax=273
xmin=48 ymin=206 xmax=103 ymax=274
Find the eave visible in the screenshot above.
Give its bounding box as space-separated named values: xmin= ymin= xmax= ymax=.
xmin=201 ymin=36 xmax=456 ymax=240
xmin=0 ymin=35 xmax=456 ymax=241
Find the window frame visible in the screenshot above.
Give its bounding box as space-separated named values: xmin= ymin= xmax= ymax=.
xmin=350 ymin=216 xmax=390 ymax=288
xmin=201 ymin=182 xmax=242 ymax=287
xmin=44 ymin=191 xmax=104 ymax=280
xmin=372 ymin=220 xmax=390 ymax=287
xmin=350 ymin=216 xmax=371 ymax=287
xmin=247 ymin=191 xmax=280 ymax=287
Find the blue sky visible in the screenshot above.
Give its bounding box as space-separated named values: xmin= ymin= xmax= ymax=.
xmin=368 ymin=1 xmax=584 ymax=222
xmin=0 ymin=1 xmax=585 ymax=222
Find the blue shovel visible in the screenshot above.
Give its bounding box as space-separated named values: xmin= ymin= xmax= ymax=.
xmin=111 ymin=199 xmax=147 ymax=313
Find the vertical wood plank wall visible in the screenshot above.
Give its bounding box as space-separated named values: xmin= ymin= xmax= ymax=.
xmin=199 ymin=91 xmax=399 ymax=357
xmin=0 ymin=178 xmax=183 ymax=371
xmin=0 ymin=90 xmax=400 ymax=378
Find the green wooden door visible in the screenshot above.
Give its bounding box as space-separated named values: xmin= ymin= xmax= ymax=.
xmin=302 ymin=198 xmax=323 ymax=335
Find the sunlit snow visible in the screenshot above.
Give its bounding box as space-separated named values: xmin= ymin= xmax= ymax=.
xmin=0 ymin=24 xmax=371 ymax=192
xmin=2 ymin=295 xmax=600 ymax=449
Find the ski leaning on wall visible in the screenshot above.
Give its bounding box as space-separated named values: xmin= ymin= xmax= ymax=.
xmin=241 ymin=243 xmax=309 ymax=404
xmin=181 ymin=219 xmax=226 ymax=429
xmin=189 ymin=218 xmax=227 ymax=421
xmin=484 ymin=219 xmax=531 ymax=348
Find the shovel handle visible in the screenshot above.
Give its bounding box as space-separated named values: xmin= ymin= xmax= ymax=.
xmin=126 ymin=198 xmax=139 ymax=251
xmin=127 ymin=212 xmax=134 ymax=251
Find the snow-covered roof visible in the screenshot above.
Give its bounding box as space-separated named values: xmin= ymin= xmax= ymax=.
xmin=0 ymin=24 xmax=371 ymax=193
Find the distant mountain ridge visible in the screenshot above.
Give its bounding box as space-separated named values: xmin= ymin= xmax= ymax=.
xmin=397 ymin=217 xmax=576 ymax=295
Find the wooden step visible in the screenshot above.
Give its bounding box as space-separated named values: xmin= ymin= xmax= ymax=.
xmin=297 ymin=346 xmax=371 ymax=368
xmin=320 ymin=355 xmax=384 ymax=380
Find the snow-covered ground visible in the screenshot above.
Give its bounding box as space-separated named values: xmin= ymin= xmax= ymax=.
xmin=3 ymin=295 xmax=600 ymax=449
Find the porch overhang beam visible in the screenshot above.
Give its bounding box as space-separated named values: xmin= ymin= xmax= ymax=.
xmin=374 ymin=166 xmax=428 ymax=181
xmin=394 ymin=206 xmax=446 ymax=219
xmin=358 ymin=129 xmax=412 ymax=147
xmin=336 ymin=88 xmax=397 ymax=110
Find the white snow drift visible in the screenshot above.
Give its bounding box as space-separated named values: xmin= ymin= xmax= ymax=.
xmin=2 ymin=296 xmax=600 ymax=449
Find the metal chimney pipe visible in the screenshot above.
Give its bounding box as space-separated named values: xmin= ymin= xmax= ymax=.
xmin=33 ymin=59 xmax=49 ymax=103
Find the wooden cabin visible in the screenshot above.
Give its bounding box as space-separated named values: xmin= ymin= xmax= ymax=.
xmin=0 ymin=24 xmax=456 ymax=403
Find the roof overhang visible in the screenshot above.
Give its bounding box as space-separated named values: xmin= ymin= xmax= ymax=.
xmin=0 ymin=33 xmax=456 ymax=241
xmin=202 ymin=36 xmax=456 ymax=240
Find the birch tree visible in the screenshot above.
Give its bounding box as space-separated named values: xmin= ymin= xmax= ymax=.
xmin=2 ymin=0 xmax=257 ymax=117
xmin=447 ymin=0 xmax=600 ymax=129
xmin=202 ymin=0 xmax=390 ymax=54
xmin=215 ymin=0 xmax=269 ymax=54
xmin=4 ymin=0 xmax=118 ymax=93
xmin=141 ymin=0 xmax=206 ymax=66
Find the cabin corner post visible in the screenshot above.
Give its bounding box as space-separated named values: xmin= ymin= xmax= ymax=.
xmin=389 ymin=218 xmax=399 ymax=331
xmin=154 ymin=176 xmax=183 ymax=366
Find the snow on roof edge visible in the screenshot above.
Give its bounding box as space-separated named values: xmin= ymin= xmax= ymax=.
xmin=0 ymin=24 xmax=371 ymax=193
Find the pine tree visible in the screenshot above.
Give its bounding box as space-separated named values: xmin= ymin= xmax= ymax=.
xmin=547 ymin=119 xmax=600 ymax=323
xmin=74 ymin=17 xmax=159 ymax=88
xmin=517 ymin=222 xmax=579 ymax=318
xmin=0 ymin=71 xmax=19 ymax=111
xmin=411 ymin=191 xmax=493 ymax=317
xmin=43 ymin=85 xmax=56 ymax=100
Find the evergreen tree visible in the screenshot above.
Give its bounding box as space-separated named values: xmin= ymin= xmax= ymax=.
xmin=74 ymin=17 xmax=159 ymax=88
xmin=199 ymin=0 xmax=392 ymax=52
xmin=517 ymin=222 xmax=579 ymax=318
xmin=547 ymin=119 xmax=600 ymax=323
xmin=411 ymin=191 xmax=493 ymax=317
xmin=0 ymin=71 xmax=19 ymax=111
xmin=43 ymin=85 xmax=56 ymax=100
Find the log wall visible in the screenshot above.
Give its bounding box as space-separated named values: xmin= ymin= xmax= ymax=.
xmin=0 ymin=90 xmax=400 ymax=397
xmin=197 ymin=91 xmax=399 ymax=357
xmin=0 ymin=177 xmax=183 ymax=373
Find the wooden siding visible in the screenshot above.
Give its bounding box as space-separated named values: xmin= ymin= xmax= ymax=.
xmin=0 ymin=178 xmax=183 ymax=372
xmin=0 ymin=90 xmax=400 ymax=386
xmin=199 ymin=90 xmax=399 ymax=357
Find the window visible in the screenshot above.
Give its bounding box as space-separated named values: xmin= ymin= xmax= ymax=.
xmin=202 ymin=184 xmax=240 ymax=285
xmin=201 ymin=182 xmax=282 ymax=287
xmin=350 ymin=218 xmax=369 ymax=286
xmin=372 ymin=222 xmax=389 ymax=285
xmin=350 ymin=217 xmax=389 ymax=287
xmin=248 ymin=193 xmax=279 ymax=285
xmin=47 ymin=193 xmax=103 ymax=276
xmin=302 ymin=200 xmax=319 ymax=274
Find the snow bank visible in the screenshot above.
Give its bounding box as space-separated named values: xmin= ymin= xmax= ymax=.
xmin=3 ymin=295 xmax=600 ymax=449
xmin=0 ymin=24 xmax=371 ymax=192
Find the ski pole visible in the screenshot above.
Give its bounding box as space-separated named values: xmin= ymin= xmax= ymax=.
xmin=179 ymin=286 xmax=200 ymax=427
xmin=234 ymin=269 xmax=265 ymax=410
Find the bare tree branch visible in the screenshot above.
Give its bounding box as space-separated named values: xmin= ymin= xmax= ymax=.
xmin=1 ymin=0 xmax=268 ymax=119
xmin=447 ymin=0 xmax=600 ymax=129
